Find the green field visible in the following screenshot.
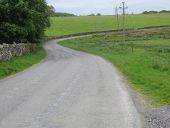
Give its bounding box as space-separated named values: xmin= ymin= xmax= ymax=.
xmin=59 ymin=27 xmax=170 ymax=106
xmin=45 ymin=13 xmax=170 ymax=37
xmin=0 ymin=44 xmax=47 ymax=79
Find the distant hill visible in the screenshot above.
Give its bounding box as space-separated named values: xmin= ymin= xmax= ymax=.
xmin=48 ymin=5 xmax=75 ymax=17
xmin=54 ymin=12 xmax=75 ymax=17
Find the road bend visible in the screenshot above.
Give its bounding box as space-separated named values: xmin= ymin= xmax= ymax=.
xmin=0 ymin=38 xmax=141 ymax=128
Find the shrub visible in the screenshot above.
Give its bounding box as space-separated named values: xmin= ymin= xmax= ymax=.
xmin=0 ymin=0 xmax=50 ymax=44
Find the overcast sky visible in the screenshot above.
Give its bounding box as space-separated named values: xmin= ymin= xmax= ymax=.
xmin=47 ymin=0 xmax=170 ymax=15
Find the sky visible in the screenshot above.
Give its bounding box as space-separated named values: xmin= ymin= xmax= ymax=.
xmin=47 ymin=0 xmax=170 ymax=15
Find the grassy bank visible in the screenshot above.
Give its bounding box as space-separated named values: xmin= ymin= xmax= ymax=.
xmin=45 ymin=13 xmax=170 ymax=37
xmin=0 ymin=44 xmax=47 ymax=79
xmin=59 ymin=27 xmax=170 ymax=106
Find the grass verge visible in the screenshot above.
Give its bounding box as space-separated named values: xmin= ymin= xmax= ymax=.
xmin=0 ymin=43 xmax=47 ymax=79
xmin=59 ymin=27 xmax=170 ymax=106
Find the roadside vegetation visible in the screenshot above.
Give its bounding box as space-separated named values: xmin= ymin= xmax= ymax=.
xmin=45 ymin=13 xmax=170 ymax=37
xmin=59 ymin=27 xmax=170 ymax=106
xmin=0 ymin=0 xmax=50 ymax=79
xmin=0 ymin=44 xmax=47 ymax=79
xmin=0 ymin=0 xmax=50 ymax=44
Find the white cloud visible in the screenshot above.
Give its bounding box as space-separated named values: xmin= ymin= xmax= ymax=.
xmin=46 ymin=0 xmax=170 ymax=15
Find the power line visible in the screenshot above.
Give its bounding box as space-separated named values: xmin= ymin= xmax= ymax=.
xmin=115 ymin=6 xmax=119 ymax=29
xmin=119 ymin=2 xmax=128 ymax=43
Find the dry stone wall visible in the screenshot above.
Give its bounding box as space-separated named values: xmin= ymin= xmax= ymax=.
xmin=0 ymin=43 xmax=36 ymax=61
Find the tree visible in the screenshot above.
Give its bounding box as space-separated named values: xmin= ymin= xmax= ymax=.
xmin=142 ymin=11 xmax=149 ymax=14
xmin=48 ymin=5 xmax=56 ymax=17
xmin=142 ymin=10 xmax=158 ymax=14
xmin=0 ymin=0 xmax=50 ymax=44
xmin=142 ymin=10 xmax=170 ymax=14
xmin=96 ymin=13 xmax=101 ymax=16
xmin=25 ymin=0 xmax=50 ymax=43
xmin=160 ymin=10 xmax=170 ymax=13
xmin=0 ymin=0 xmax=30 ymax=43
xmin=88 ymin=13 xmax=95 ymax=16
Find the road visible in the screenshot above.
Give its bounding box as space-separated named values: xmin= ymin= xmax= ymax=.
xmin=0 ymin=38 xmax=141 ymax=128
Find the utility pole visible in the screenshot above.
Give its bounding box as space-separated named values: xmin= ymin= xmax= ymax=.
xmin=119 ymin=2 xmax=128 ymax=43
xmin=115 ymin=6 xmax=119 ymax=29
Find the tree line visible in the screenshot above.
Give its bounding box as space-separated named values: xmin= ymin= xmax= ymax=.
xmin=0 ymin=0 xmax=50 ymax=44
xmin=88 ymin=13 xmax=102 ymax=16
xmin=143 ymin=10 xmax=170 ymax=14
xmin=48 ymin=6 xmax=75 ymax=17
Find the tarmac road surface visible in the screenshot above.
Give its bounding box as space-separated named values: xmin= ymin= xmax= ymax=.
xmin=0 ymin=38 xmax=141 ymax=128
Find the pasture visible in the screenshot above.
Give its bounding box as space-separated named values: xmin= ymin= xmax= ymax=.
xmin=45 ymin=13 xmax=170 ymax=37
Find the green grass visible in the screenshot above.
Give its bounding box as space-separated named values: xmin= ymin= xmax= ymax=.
xmin=45 ymin=13 xmax=170 ymax=37
xmin=59 ymin=27 xmax=170 ymax=106
xmin=0 ymin=44 xmax=47 ymax=79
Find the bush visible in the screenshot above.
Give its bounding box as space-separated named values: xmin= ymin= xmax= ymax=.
xmin=0 ymin=0 xmax=50 ymax=44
